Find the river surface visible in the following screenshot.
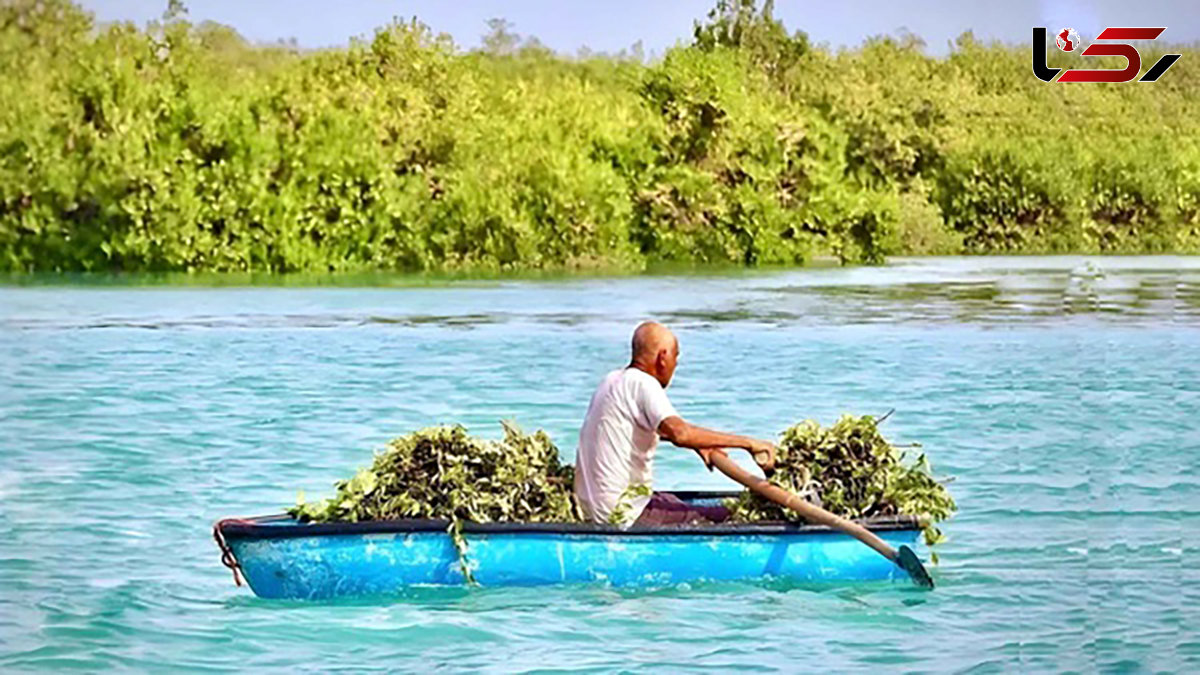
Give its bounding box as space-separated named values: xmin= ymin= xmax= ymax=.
xmin=1 ymin=256 xmax=1197 ymax=672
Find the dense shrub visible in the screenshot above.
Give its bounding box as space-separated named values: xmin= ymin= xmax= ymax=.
xmin=1 ymin=0 xmax=1197 ymax=273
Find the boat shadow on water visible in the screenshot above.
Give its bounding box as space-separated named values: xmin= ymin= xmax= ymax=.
xmin=219 ymin=575 xmax=934 ymax=611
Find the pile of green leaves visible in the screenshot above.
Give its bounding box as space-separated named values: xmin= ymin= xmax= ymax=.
xmin=289 ymin=421 xmax=579 ymax=580
xmin=725 ymin=414 xmax=956 ymax=548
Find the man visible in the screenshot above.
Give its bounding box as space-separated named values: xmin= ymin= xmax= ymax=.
xmin=574 ymin=321 xmax=777 ymax=527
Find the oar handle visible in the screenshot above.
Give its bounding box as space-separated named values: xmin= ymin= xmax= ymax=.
xmin=707 ymin=451 xmax=898 ymax=562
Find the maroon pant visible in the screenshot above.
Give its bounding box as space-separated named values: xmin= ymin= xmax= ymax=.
xmin=633 ymin=492 xmax=730 ymax=526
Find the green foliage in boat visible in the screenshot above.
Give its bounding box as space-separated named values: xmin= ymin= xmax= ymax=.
xmin=725 ymin=414 xmax=956 ymax=548
xmin=290 ymin=422 xmax=578 ymax=525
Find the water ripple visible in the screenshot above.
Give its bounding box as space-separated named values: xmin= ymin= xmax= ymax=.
xmin=1 ymin=256 xmax=1196 ymax=671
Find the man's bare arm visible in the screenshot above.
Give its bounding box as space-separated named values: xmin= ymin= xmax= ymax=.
xmin=658 ymin=416 xmax=775 ymax=469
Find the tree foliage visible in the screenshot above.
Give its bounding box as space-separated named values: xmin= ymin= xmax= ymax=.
xmin=2 ymin=0 xmax=1197 ymax=273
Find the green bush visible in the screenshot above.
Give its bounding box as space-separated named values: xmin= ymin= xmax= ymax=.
xmin=2 ymin=0 xmax=1198 ymax=273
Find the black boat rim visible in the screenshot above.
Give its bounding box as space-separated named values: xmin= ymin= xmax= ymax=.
xmin=216 ymin=492 xmax=923 ymax=540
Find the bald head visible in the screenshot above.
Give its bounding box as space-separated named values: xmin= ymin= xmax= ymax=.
xmin=630 ymin=321 xmax=679 ymax=387
xmin=631 ymin=321 xmax=675 ymax=361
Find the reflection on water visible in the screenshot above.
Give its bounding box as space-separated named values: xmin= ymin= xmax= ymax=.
xmin=3 ymin=256 xmax=1199 ymax=331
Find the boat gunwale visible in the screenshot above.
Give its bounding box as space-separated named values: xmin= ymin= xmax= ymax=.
xmin=217 ymin=491 xmax=923 ymax=541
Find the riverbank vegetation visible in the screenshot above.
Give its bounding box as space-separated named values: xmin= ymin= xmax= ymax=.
xmin=2 ymin=0 xmax=1198 ymax=273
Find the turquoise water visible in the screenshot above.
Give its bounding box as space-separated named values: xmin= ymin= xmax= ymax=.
xmin=1 ymin=256 xmax=1197 ymax=672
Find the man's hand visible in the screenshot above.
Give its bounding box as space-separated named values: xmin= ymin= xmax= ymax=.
xmin=747 ymin=439 xmax=776 ymax=473
xmin=695 ymin=448 xmax=721 ymax=471
xmin=694 ymin=444 xmax=773 ymax=474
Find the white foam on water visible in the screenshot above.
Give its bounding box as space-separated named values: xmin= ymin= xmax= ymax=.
xmin=0 ymin=471 xmax=18 ymax=500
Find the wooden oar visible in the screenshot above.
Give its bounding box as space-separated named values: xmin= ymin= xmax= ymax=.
xmin=708 ymin=450 xmax=934 ymax=588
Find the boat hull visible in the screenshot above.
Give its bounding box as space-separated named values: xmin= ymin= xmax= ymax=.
xmin=228 ymin=528 xmax=921 ymax=600
xmin=216 ymin=496 xmax=925 ymax=599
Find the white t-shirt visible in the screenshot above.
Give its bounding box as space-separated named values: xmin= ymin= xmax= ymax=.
xmin=574 ymin=368 xmax=679 ymax=526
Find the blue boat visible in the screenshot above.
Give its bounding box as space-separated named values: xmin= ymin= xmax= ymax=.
xmin=213 ymin=492 xmax=926 ymax=600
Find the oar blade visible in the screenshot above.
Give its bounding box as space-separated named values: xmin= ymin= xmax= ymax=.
xmin=895 ymin=545 xmax=934 ymax=589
